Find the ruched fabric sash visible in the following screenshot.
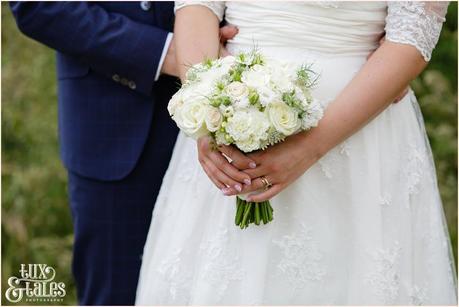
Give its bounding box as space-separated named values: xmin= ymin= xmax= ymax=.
xmin=225 ymin=1 xmax=388 ymax=57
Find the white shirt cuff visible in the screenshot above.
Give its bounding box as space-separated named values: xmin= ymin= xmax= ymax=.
xmin=155 ymin=32 xmax=173 ymax=81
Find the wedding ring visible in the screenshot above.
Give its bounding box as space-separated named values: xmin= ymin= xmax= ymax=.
xmin=260 ymin=176 xmax=273 ymax=190
xmin=221 ymin=152 xmax=233 ymax=164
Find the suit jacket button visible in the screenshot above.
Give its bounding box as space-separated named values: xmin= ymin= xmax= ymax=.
xmin=112 ymin=74 xmax=120 ymax=82
xmin=128 ymin=81 xmax=137 ymax=90
xmin=140 ymin=1 xmax=151 ymax=11
xmin=120 ymin=78 xmax=129 ymax=86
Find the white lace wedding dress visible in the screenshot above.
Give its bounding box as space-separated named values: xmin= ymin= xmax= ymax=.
xmin=136 ymin=2 xmax=457 ymax=305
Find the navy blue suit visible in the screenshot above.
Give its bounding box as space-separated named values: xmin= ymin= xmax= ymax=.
xmin=10 ymin=1 xmax=179 ymax=305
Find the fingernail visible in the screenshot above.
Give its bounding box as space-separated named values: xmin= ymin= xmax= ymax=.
xmin=234 ymin=184 xmax=242 ymax=192
xmin=243 ymin=178 xmax=251 ymax=185
xmin=249 ymin=162 xmax=257 ymax=169
xmin=221 ymin=188 xmax=230 ymax=195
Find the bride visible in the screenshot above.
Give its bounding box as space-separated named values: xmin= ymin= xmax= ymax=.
xmin=136 ymin=1 xmax=457 ymax=305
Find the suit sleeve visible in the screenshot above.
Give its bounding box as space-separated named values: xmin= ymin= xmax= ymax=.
xmin=10 ymin=1 xmax=170 ymax=96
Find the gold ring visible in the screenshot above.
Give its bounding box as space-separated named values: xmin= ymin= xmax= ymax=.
xmin=260 ymin=176 xmax=273 ymax=190
xmin=221 ymin=152 xmax=233 ymax=164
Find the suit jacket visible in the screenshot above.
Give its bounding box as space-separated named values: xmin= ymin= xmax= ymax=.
xmin=10 ymin=1 xmax=179 ymax=180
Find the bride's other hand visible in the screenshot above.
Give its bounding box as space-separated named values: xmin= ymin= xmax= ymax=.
xmin=225 ymin=133 xmax=322 ymax=202
xmin=197 ymin=136 xmax=256 ymax=195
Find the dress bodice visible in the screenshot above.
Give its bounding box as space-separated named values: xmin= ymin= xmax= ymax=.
xmin=175 ymin=1 xmax=449 ymax=61
xmin=224 ymin=2 xmax=387 ymax=58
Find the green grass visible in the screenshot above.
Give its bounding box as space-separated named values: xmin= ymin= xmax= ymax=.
xmin=1 ymin=2 xmax=457 ymax=305
xmin=2 ymin=3 xmax=75 ymax=305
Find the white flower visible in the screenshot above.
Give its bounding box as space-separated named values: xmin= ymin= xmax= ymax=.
xmin=167 ymin=90 xmax=184 ymax=116
xmin=182 ymin=82 xmax=213 ymax=101
xmin=268 ymin=101 xmax=301 ymax=136
xmin=225 ymin=108 xmax=270 ymax=150
xmin=241 ymin=65 xmax=270 ymax=88
xmin=215 ymin=130 xmax=231 ymax=145
xmin=174 ymin=97 xmax=208 ymax=139
xmin=302 ymin=99 xmax=323 ymax=130
xmin=220 ymin=56 xmax=236 ymax=70
xmin=270 ymin=61 xmax=296 ymax=92
xmin=235 ymin=136 xmax=260 ymax=153
xmin=205 ymin=106 xmax=223 ymax=132
xmin=220 ymin=105 xmax=235 ymax=117
xmin=226 ymin=111 xmax=253 ymax=142
xmin=294 ymin=87 xmax=307 ymax=105
xmin=234 ymin=96 xmax=250 ymax=109
xmin=236 ymin=53 xmax=255 ymax=65
xmin=258 ymin=86 xmax=279 ymax=107
xmin=225 ymin=81 xmax=249 ymax=101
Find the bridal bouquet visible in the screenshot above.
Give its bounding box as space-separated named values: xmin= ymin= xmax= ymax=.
xmin=168 ymin=50 xmax=323 ymax=229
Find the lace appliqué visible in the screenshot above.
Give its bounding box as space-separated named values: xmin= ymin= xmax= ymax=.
xmin=318 ymin=151 xmax=338 ymax=179
xmin=199 ymin=228 xmax=245 ymax=300
xmin=156 ymin=248 xmax=192 ymax=303
xmin=273 ymin=223 xmax=327 ymax=289
xmin=319 ymin=141 xmax=349 ymax=178
xmin=177 ymin=159 xmax=195 ymax=182
xmin=401 ymin=143 xmax=428 ymax=197
xmin=365 ymin=242 xmax=401 ymax=304
xmin=379 ymin=193 xmax=392 ymax=206
xmin=339 ymin=141 xmax=351 ymax=156
xmin=409 ymin=284 xmax=429 ymax=305
xmin=385 ymin=2 xmax=448 ymax=61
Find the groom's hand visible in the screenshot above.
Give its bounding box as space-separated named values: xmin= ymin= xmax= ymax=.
xmin=197 ymin=136 xmax=256 ymax=195
xmin=161 ymin=25 xmax=238 ymax=77
xmin=219 ymin=24 xmax=238 ymax=57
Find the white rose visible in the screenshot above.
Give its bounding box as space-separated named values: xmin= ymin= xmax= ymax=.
xmin=241 ymin=65 xmax=270 ymax=88
xmin=181 ymin=83 xmax=212 ymax=102
xmin=205 ymin=106 xmax=223 ymax=132
xmin=226 ymin=81 xmax=249 ymax=101
xmin=302 ymin=99 xmax=324 ymax=130
xmin=174 ymin=98 xmax=208 ymax=139
xmin=268 ymin=101 xmax=301 ymax=136
xmin=167 ymin=91 xmax=184 ymax=116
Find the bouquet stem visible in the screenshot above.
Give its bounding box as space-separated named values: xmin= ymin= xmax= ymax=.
xmin=235 ymin=196 xmax=273 ymax=229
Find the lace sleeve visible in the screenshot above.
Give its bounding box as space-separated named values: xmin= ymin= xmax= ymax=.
xmin=385 ymin=1 xmax=449 ymax=61
xmin=174 ymin=1 xmax=226 ymax=22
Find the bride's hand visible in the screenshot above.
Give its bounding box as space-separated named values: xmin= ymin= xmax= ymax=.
xmin=234 ymin=132 xmax=322 ymax=202
xmin=197 ymin=136 xmax=256 ymax=195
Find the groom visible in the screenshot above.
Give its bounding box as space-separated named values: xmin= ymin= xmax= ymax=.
xmin=10 ymin=2 xmax=238 ymax=305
